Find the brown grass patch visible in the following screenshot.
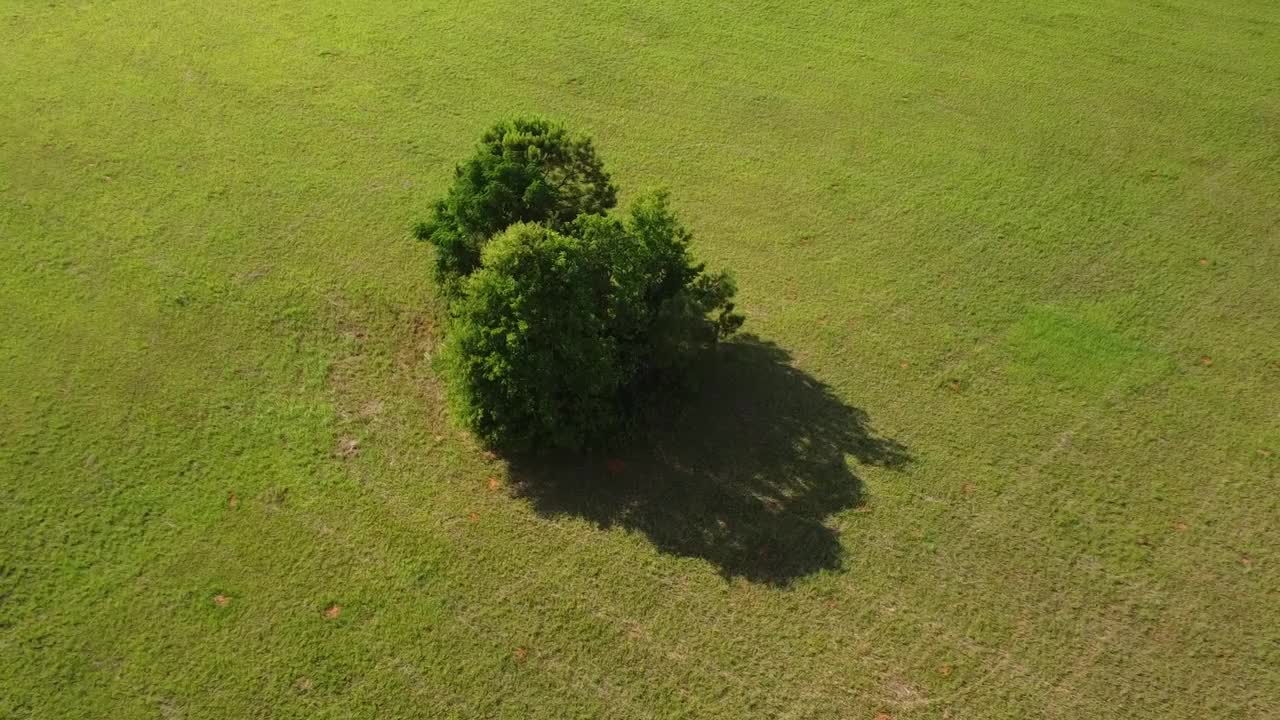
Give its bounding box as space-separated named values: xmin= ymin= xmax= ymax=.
xmin=242 ymin=266 xmax=271 ymax=283
xmin=395 ymin=315 xmax=438 ymax=371
xmin=357 ymin=399 xmax=384 ymax=420
xmin=335 ymin=436 xmax=360 ymax=459
xmin=884 ymin=676 xmax=923 ymax=703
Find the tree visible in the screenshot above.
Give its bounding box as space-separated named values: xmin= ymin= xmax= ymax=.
xmin=442 ymin=223 xmax=624 ymax=451
xmin=572 ymin=191 xmax=743 ymax=381
xmin=413 ymin=117 xmax=617 ymax=291
xmin=422 ymin=118 xmax=743 ymax=452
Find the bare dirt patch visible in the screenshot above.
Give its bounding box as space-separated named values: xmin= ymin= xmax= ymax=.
xmin=335 ymin=436 xmax=360 ymax=459
xmin=884 ymin=676 xmax=923 ymax=704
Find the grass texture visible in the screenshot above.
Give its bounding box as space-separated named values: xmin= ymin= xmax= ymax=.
xmin=2 ymin=1 xmax=1278 ymax=717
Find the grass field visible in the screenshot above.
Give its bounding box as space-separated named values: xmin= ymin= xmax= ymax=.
xmin=3 ymin=1 xmax=1279 ymax=717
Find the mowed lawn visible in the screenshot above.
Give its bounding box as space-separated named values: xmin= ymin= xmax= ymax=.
xmin=2 ymin=1 xmax=1278 ymax=717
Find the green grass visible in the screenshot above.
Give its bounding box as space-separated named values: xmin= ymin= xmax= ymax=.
xmin=2 ymin=0 xmax=1278 ymax=717
xmin=1004 ymin=304 xmax=1176 ymax=395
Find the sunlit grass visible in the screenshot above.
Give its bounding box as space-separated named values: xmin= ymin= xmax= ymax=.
xmin=2 ymin=1 xmax=1277 ymax=717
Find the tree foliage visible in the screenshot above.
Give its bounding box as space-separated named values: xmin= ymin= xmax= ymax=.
xmin=413 ymin=117 xmax=617 ymax=290
xmin=443 ymin=223 xmax=624 ymax=450
xmin=571 ymin=192 xmax=743 ymax=380
xmin=419 ymin=117 xmax=743 ymax=451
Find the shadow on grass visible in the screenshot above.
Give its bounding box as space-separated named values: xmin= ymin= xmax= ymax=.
xmin=507 ymin=335 xmax=910 ymax=586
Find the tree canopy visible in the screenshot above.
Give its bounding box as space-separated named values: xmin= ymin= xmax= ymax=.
xmin=417 ymin=117 xmax=742 ymax=451
xmin=413 ymin=117 xmax=617 ymax=290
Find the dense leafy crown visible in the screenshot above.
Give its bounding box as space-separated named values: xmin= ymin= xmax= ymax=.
xmin=417 ymin=117 xmax=742 ymax=451
xmin=414 ymin=117 xmax=617 ymax=288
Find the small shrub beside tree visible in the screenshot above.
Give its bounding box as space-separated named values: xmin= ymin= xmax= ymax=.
xmin=417 ymin=117 xmax=743 ymax=452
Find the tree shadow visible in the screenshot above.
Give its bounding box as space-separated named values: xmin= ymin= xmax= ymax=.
xmin=506 ymin=335 xmax=910 ymax=586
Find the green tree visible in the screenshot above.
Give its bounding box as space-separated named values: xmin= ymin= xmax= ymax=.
xmin=441 ymin=193 xmax=742 ymax=452
xmin=442 ymin=223 xmax=623 ymax=451
xmin=421 ymin=118 xmax=743 ymax=451
xmin=573 ymin=191 xmax=743 ymax=381
xmin=414 ymin=117 xmax=616 ymax=290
